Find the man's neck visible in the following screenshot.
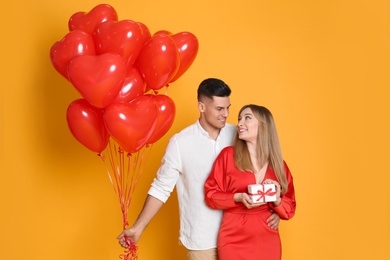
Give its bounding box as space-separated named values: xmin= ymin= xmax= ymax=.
xmin=199 ymin=119 xmax=221 ymax=140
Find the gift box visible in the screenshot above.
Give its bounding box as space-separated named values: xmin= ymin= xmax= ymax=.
xmin=248 ymin=183 xmax=277 ymax=203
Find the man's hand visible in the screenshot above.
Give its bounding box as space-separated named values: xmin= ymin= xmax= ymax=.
xmin=267 ymin=211 xmax=280 ymax=230
xmin=117 ymin=227 xmax=140 ymax=248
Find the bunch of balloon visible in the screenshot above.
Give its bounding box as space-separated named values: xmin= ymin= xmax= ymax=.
xmin=49 ymin=4 xmax=198 ymax=260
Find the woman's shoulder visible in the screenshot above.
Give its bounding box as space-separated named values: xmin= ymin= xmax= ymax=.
xmin=214 ymin=146 xmax=234 ymax=163
xmin=220 ymin=146 xmax=234 ymax=155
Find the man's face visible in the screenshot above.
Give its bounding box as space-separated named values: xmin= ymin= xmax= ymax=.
xmin=200 ymin=96 xmax=231 ymax=129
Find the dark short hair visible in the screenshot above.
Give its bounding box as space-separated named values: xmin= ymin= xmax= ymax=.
xmin=197 ymin=78 xmax=231 ymax=101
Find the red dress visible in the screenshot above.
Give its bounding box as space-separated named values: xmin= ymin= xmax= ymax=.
xmin=204 ymin=146 xmax=296 ymax=260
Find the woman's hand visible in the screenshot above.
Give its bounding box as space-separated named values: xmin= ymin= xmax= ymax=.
xmin=234 ymin=192 xmax=265 ymax=209
xmin=263 ymin=179 xmax=282 ymax=206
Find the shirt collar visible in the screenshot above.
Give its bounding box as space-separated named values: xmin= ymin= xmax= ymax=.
xmin=195 ymin=120 xmax=209 ymax=137
xmin=196 ymin=119 xmax=227 ymax=139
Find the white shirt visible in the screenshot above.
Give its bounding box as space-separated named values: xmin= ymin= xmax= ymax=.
xmin=148 ymin=120 xmax=236 ymax=250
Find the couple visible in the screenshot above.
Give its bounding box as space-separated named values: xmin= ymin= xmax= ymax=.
xmin=117 ymin=78 xmax=296 ymax=260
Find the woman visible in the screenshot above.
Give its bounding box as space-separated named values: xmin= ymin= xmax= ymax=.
xmin=204 ymin=105 xmax=296 ymax=260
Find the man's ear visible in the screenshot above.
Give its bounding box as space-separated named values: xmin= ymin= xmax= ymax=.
xmin=198 ymin=102 xmax=205 ymax=112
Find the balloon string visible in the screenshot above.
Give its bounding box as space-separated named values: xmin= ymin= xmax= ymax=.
xmin=119 ymin=146 xmax=125 ymax=208
xmin=114 ymin=142 xmax=122 ymax=200
xmin=133 ymin=145 xmax=153 ymax=199
xmin=126 ymin=151 xmax=138 ymax=209
xmin=119 ymin=237 xmax=138 ymax=260
xmin=124 ymin=149 xmax=136 ymax=213
xmin=99 ymin=141 xmax=119 ymax=196
xmin=123 ymin=144 xmax=153 ymax=211
xmin=100 ymin=138 xmax=156 ymax=260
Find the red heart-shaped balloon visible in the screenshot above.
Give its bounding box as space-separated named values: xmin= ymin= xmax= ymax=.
xmin=68 ymin=53 xmax=126 ymax=108
xmin=137 ymin=22 xmax=152 ymax=46
xmin=103 ymin=95 xmax=157 ymax=153
xmin=153 ymin=30 xmax=172 ymax=36
xmin=114 ymin=67 xmax=145 ymax=103
xmin=169 ymin=32 xmax=199 ymax=83
xmin=136 ymin=34 xmax=180 ymax=90
xmin=66 ymin=98 xmax=110 ymax=153
xmin=146 ymin=94 xmax=176 ymax=144
xmin=68 ymin=4 xmax=118 ymax=35
xmin=50 ymin=30 xmax=96 ymax=80
xmin=94 ymin=20 xmax=144 ymax=67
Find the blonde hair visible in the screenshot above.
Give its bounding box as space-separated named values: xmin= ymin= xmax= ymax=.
xmin=233 ymin=105 xmax=288 ymax=193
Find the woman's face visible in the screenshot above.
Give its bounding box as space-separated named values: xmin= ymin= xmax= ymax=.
xmin=237 ymin=107 xmax=259 ymax=143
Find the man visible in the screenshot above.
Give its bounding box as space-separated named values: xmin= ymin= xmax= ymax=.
xmin=118 ymin=78 xmax=280 ymax=260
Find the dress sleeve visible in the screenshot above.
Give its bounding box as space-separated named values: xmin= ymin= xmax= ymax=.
xmin=204 ymin=148 xmax=237 ymax=209
xmin=270 ymin=161 xmax=296 ymax=220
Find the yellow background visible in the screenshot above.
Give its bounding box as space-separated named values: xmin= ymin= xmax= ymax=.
xmin=1 ymin=0 xmax=389 ymax=259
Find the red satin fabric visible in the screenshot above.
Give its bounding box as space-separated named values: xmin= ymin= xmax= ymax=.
xmin=205 ymin=146 xmax=296 ymax=260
